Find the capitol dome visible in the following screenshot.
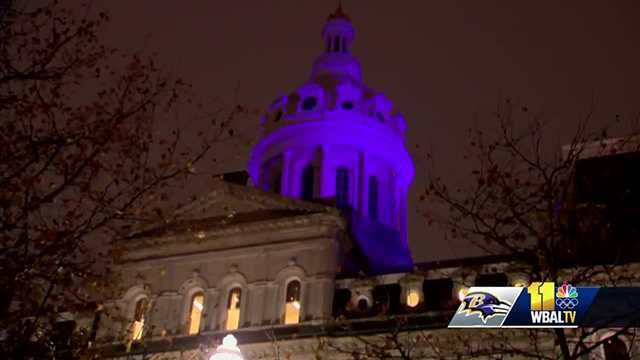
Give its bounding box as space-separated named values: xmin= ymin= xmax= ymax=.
xmin=248 ymin=4 xmax=414 ymax=274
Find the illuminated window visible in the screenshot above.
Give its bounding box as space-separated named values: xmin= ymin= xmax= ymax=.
xmin=187 ymin=292 xmax=204 ymax=335
xmin=130 ymin=298 xmax=148 ymax=341
xmin=458 ymin=287 xmax=469 ymax=302
xmin=301 ymin=165 xmax=315 ymax=200
xmin=225 ymin=288 xmax=241 ymax=331
xmin=336 ymin=167 xmax=349 ymax=209
xmin=284 ymin=280 xmax=301 ymax=324
xmin=406 ymin=289 xmax=420 ymax=307
xmin=513 ymin=280 xmax=528 ymax=288
xmin=368 ymin=176 xmax=379 ymax=220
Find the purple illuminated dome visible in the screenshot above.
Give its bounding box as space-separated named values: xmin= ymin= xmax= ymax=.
xmin=248 ymin=4 xmax=414 ymax=274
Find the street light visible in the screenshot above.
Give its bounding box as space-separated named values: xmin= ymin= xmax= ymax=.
xmin=210 ymin=334 xmax=244 ymax=360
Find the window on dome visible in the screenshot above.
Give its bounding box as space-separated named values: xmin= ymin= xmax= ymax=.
xmin=376 ymin=112 xmax=385 ymax=123
xmin=225 ymin=288 xmax=241 ymax=331
xmin=130 ymin=298 xmax=148 ymax=341
xmin=336 ymin=167 xmax=349 ymax=209
xmin=368 ymin=176 xmax=379 ymax=221
xmin=301 ymin=96 xmax=317 ymax=111
xmin=333 ymin=36 xmax=340 ymax=53
xmin=284 ymin=280 xmax=301 ymax=324
xmin=273 ymin=109 xmax=283 ymax=122
xmin=301 ymin=165 xmax=315 ymax=200
xmin=187 ymin=292 xmax=204 ymax=335
xmin=272 ymin=173 xmax=282 ymax=194
xmin=341 ymin=101 xmax=354 ymax=110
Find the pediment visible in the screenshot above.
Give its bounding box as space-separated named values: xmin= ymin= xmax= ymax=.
xmin=173 ymin=178 xmax=330 ymax=221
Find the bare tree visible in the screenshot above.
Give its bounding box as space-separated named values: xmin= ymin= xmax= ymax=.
xmin=0 ymin=1 xmax=242 ymax=358
xmin=330 ymin=100 xmax=640 ymax=359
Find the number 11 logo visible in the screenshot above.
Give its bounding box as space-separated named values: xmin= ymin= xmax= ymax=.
xmin=527 ymin=282 xmax=555 ymax=311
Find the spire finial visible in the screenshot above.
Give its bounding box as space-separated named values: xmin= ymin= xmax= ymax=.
xmin=327 ymin=0 xmax=350 ymax=22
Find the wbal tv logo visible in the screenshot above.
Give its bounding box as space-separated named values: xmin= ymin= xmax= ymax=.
xmin=528 ymin=282 xmax=578 ymax=325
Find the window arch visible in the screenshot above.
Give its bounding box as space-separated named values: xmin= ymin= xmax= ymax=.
xmin=225 ymin=287 xmax=241 ymax=331
xmin=301 ymin=165 xmax=315 ymax=201
xmin=284 ymin=280 xmax=301 ymax=324
xmin=336 ymin=167 xmax=350 ymax=209
xmin=603 ymin=336 xmax=629 ymax=360
xmin=130 ymin=298 xmax=148 ymax=341
xmin=187 ymin=292 xmax=204 ymax=335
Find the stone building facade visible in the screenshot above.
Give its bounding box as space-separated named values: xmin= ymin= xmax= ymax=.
xmin=94 ymin=5 xmax=640 ymax=360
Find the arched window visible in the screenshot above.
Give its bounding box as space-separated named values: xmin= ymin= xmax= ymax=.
xmin=368 ymin=176 xmax=379 ymax=221
xmin=357 ymin=298 xmax=369 ymax=311
xmin=273 ymin=109 xmax=283 ymax=122
xmin=301 ymin=96 xmax=317 ymax=111
xmin=187 ymin=292 xmax=204 ymax=335
xmin=604 ymin=336 xmax=629 ymax=360
xmin=341 ymin=100 xmax=354 ymax=110
xmin=333 ymin=36 xmax=340 ymax=53
xmin=130 ymin=298 xmax=148 ymax=341
xmin=225 ymin=288 xmax=241 ymax=331
xmin=406 ymin=289 xmax=420 ymax=308
xmin=284 ymin=280 xmax=301 ymax=324
xmin=376 ymin=112 xmax=385 ymax=123
xmin=301 ymin=165 xmax=315 ymax=201
xmin=336 ymin=167 xmax=349 ymax=209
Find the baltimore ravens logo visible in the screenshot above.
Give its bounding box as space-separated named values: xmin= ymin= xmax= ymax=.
xmin=458 ymin=292 xmax=512 ymax=323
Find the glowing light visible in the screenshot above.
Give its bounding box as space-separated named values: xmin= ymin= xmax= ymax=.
xmin=458 ymin=287 xmax=469 ymax=302
xmin=225 ymin=289 xmax=241 ymax=331
xmin=284 ymin=302 xmax=300 ymax=324
xmin=210 ymin=334 xmax=244 ymax=360
xmin=406 ymin=290 xmax=420 ymax=307
xmin=513 ymin=280 xmax=528 ymax=288
xmin=188 ymin=293 xmax=204 ymax=335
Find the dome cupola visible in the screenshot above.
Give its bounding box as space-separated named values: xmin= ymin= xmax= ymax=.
xmin=248 ymin=4 xmax=414 ymax=274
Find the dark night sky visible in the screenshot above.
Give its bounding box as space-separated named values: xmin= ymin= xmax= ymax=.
xmin=99 ymin=1 xmax=640 ymax=262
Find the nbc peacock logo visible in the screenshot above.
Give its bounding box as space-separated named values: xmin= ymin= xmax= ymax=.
xmin=555 ymin=282 xmax=579 ymax=310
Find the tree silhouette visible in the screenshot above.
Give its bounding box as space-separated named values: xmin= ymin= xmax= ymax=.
xmin=0 ymin=1 xmax=241 ymax=358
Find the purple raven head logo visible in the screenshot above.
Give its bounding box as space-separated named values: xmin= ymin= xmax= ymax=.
xmin=459 ymin=292 xmax=511 ymax=322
